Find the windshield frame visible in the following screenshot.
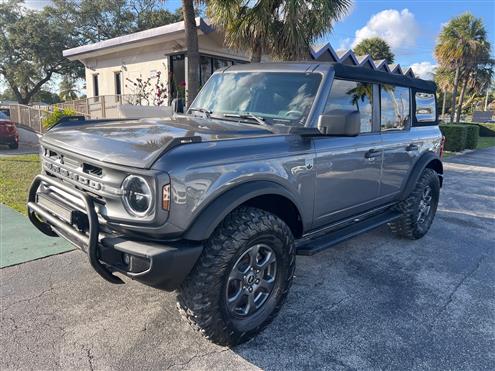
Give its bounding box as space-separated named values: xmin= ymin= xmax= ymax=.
xmin=188 ymin=69 xmax=327 ymax=128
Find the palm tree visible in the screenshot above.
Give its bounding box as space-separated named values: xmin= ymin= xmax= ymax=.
xmin=207 ymin=0 xmax=352 ymax=62
xmin=435 ymin=13 xmax=490 ymax=123
xmin=182 ymin=0 xmax=200 ymax=105
xmin=353 ymin=37 xmax=394 ymax=64
xmin=59 ymin=77 xmax=79 ymax=101
xmin=435 ymin=66 xmax=453 ymax=118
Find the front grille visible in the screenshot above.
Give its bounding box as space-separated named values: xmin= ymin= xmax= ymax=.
xmin=83 ymin=163 xmax=103 ymax=177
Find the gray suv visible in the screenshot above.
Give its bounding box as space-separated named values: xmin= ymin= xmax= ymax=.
xmin=28 ymin=62 xmax=443 ymax=345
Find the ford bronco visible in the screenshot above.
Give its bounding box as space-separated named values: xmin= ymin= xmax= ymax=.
xmin=27 ymin=62 xmax=443 ymax=345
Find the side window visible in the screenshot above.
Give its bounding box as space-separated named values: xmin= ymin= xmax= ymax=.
xmin=324 ymin=79 xmax=373 ymax=133
xmin=415 ymin=92 xmax=436 ymax=122
xmin=380 ymin=85 xmax=410 ymax=131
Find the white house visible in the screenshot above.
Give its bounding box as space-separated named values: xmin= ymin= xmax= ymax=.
xmin=63 ymin=17 xmax=416 ymax=105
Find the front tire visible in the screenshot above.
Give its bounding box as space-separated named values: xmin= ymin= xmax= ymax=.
xmin=177 ymin=207 xmax=296 ymax=346
xmin=389 ymin=168 xmax=440 ymax=239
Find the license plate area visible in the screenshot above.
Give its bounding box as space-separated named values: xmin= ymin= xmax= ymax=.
xmin=36 ymin=191 xmax=89 ymax=232
xmin=37 ymin=192 xmax=74 ymax=223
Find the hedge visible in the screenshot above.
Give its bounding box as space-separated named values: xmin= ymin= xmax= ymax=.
xmin=465 ymin=125 xmax=479 ymax=149
xmin=476 ymin=123 xmax=495 ymax=137
xmin=439 ymin=124 xmax=467 ymax=152
xmin=41 ymin=107 xmax=77 ymax=129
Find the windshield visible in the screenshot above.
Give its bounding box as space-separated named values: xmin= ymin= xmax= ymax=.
xmin=0 ymin=112 xmax=8 ymax=120
xmin=190 ymin=72 xmax=322 ymax=126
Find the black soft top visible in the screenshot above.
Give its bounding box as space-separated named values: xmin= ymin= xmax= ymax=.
xmin=332 ymin=63 xmax=436 ymax=93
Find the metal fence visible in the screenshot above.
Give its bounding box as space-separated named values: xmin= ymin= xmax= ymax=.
xmin=2 ymin=94 xmax=169 ymax=134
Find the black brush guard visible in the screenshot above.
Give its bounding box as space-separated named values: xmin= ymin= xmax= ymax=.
xmin=28 ymin=174 xmax=124 ymax=284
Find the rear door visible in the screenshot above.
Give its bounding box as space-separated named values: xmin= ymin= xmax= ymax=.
xmin=312 ymin=79 xmax=383 ymax=228
xmin=379 ymin=85 xmax=421 ymax=197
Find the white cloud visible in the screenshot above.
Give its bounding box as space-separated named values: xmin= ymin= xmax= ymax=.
xmin=351 ymin=9 xmax=420 ymax=54
xmin=410 ymin=61 xmax=437 ymax=80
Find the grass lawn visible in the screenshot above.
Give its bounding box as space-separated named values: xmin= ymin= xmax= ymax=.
xmin=0 ymin=154 xmax=40 ymax=215
xmin=477 ymin=136 xmax=495 ymax=149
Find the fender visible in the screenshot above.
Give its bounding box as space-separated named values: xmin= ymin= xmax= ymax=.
xmin=400 ymin=151 xmax=443 ymax=201
xmin=183 ymin=180 xmax=304 ymax=241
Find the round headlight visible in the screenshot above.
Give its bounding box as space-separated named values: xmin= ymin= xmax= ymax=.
xmin=122 ymin=175 xmax=153 ymax=217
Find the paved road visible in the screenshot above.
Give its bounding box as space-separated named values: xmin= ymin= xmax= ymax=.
xmin=1 ymin=148 xmax=494 ymax=370
xmin=0 ymin=143 xmax=39 ymax=156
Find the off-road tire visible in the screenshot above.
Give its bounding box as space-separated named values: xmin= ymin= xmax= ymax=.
xmin=177 ymin=206 xmax=296 ymax=346
xmin=389 ymin=168 xmax=440 ymax=239
xmin=8 ymin=142 xmax=18 ymax=150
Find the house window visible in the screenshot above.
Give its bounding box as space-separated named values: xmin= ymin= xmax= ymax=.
xmin=380 ymin=85 xmax=410 ymax=131
xmin=324 ymin=79 xmax=373 ymax=133
xmin=114 ymin=72 xmax=122 ymax=96
xmin=170 ymin=54 xmax=186 ymax=99
xmin=92 ymin=74 xmax=99 ymax=97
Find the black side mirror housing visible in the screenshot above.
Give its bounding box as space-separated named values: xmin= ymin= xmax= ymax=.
xmin=317 ymin=110 xmax=361 ymax=136
xmin=172 ymin=98 xmax=184 ymax=114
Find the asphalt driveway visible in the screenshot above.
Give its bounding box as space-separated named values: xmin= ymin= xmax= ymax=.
xmin=1 ymin=148 xmax=494 ymax=370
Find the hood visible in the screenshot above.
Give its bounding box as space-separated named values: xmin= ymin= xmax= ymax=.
xmin=41 ymin=115 xmax=273 ymax=169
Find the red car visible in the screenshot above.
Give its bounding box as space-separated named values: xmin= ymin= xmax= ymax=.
xmin=0 ymin=111 xmax=19 ymax=149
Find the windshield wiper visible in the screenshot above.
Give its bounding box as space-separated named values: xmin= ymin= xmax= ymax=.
xmin=223 ymin=113 xmax=271 ymax=128
xmin=189 ymin=107 xmax=211 ymax=118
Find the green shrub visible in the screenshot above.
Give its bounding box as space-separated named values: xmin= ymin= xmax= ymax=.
xmin=461 ymin=122 xmax=495 ymax=137
xmin=42 ymin=107 xmax=77 ymax=129
xmin=465 ymin=125 xmax=479 ymax=149
xmin=439 ymin=124 xmax=467 ymax=152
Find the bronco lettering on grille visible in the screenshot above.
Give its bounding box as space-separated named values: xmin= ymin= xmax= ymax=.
xmin=44 ymin=161 xmax=102 ymax=191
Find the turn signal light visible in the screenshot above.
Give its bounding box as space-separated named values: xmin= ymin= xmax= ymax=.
xmin=162 ymin=184 xmax=171 ymax=210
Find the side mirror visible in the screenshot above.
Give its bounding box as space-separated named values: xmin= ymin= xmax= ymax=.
xmin=317 ymin=110 xmax=361 ymax=136
xmin=172 ymin=98 xmax=184 ymax=114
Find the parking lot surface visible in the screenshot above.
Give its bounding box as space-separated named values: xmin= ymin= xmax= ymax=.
xmin=1 ymin=148 xmax=494 ymax=370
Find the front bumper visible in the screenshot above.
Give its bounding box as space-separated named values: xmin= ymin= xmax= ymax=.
xmin=27 ymin=175 xmax=203 ymax=291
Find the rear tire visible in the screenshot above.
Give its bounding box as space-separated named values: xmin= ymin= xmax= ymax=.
xmin=8 ymin=142 xmax=18 ymax=149
xmin=177 ymin=206 xmax=296 ymax=346
xmin=389 ymin=168 xmax=440 ymax=239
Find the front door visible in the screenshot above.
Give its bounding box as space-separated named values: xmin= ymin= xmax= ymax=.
xmin=312 ymin=79 xmax=383 ymax=228
xmin=313 ymin=134 xmax=383 ymax=227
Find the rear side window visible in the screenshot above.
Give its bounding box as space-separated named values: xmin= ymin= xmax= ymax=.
xmin=415 ymin=92 xmax=436 ymax=122
xmin=324 ymin=79 xmax=373 ymax=133
xmin=380 ymin=85 xmax=410 ymax=131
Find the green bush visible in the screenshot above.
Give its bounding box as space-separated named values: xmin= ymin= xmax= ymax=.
xmin=465 ymin=125 xmax=479 ymax=149
xmin=42 ymin=107 xmax=77 ymax=129
xmin=461 ymin=122 xmax=495 ymax=137
xmin=439 ymin=124 xmax=467 ymax=152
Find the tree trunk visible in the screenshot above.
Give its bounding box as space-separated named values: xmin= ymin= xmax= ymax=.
xmin=250 ymin=39 xmax=262 ymax=63
xmin=455 ymin=76 xmax=468 ymax=123
xmin=441 ymin=89 xmax=447 ymax=117
xmin=450 ymin=66 xmax=460 ymax=123
xmin=182 ymin=0 xmax=200 ymax=107
xmin=485 ymin=88 xmax=490 ymax=111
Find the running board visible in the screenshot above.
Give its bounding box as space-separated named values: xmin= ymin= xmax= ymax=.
xmin=296 ymin=211 xmax=401 ymax=256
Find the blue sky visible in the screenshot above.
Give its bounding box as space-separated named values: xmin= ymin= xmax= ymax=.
xmin=17 ymin=0 xmax=495 ymax=81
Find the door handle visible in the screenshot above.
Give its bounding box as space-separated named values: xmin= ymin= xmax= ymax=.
xmin=365 ymin=149 xmax=382 ymax=159
xmin=406 ymin=143 xmax=419 ymax=152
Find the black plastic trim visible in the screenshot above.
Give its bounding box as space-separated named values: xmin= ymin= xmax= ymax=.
xmin=400 ymin=152 xmax=443 ymax=201
xmin=183 ymin=181 xmax=303 ymax=241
